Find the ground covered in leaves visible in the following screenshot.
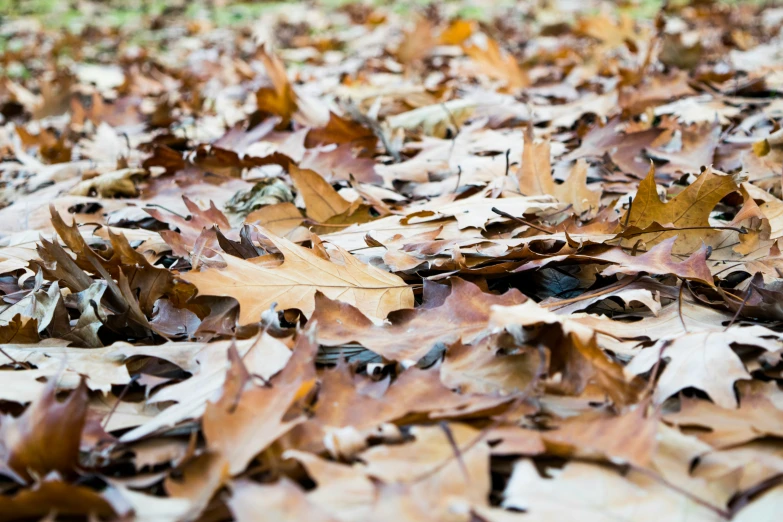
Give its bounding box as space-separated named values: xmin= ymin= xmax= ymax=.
xmin=1 ymin=0 xmax=783 ymax=520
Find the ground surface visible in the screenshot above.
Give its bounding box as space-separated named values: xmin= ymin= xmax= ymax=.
xmin=1 ymin=0 xmax=783 ymax=520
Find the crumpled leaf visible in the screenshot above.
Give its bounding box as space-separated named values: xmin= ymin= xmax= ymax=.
xmin=0 ymin=378 xmax=88 ymax=483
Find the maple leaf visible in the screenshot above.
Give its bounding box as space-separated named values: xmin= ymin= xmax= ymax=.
xmin=181 ymin=228 xmax=413 ymax=325
xmin=621 ymin=166 xmax=738 ymax=253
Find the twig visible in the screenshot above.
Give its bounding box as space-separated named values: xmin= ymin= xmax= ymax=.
xmin=611 ymin=225 xmax=746 ymax=242
xmin=441 ymin=102 xmax=461 ymax=135
xmin=677 ymin=283 xmax=689 ymax=334
xmin=623 ymin=196 xmax=633 ymax=230
xmin=343 ymin=100 xmax=401 ymax=163
xmin=724 ymin=286 xmax=752 ymax=331
xmin=631 ymin=466 xmax=732 ymax=520
xmin=439 ymin=421 xmax=470 ymax=482
xmin=0 ymin=347 xmax=23 ymax=368
xmin=101 ymin=374 xmax=140 ymax=430
xmin=492 ymin=207 xmax=555 ymax=234
xmin=643 ymin=339 xmax=671 ymax=399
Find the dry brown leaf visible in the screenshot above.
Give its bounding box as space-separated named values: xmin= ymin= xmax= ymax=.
xmin=245 ymin=202 xmax=304 ymax=237
xmin=202 ymin=342 xmax=311 ymax=475
xmin=0 ymin=378 xmax=88 ymax=483
xmin=228 ymin=478 xmax=339 ymax=522
xmin=256 ymin=47 xmax=298 ymax=128
xmin=622 ymin=166 xmax=738 ymax=253
xmin=542 ymin=406 xmax=659 ymax=467
xmin=0 ymin=479 xmax=116 ymax=521
xmin=289 ymin=164 xmax=351 ymax=223
xmin=182 ymin=228 xmax=413 ymax=325
xmin=626 ymin=326 xmax=782 ymax=408
xmin=463 ymin=37 xmax=529 ymax=92
xmin=498 ymin=459 xmax=724 ymax=522
xmin=665 ymin=380 xmax=783 ymax=447
xmin=312 ymin=278 xmax=526 ymax=362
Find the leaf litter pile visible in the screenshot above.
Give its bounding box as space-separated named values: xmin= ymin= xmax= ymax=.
xmin=2 ymin=0 xmax=783 ymax=519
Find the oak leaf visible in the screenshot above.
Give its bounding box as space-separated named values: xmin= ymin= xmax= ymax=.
xmin=625 ymin=327 xmax=782 ymax=408
xmin=312 ymin=278 xmax=525 ymax=362
xmin=0 ymin=378 xmax=88 ymax=483
xmin=228 ymin=478 xmax=339 ymax=522
xmin=666 ymin=381 xmax=783 ymax=447
xmin=181 ymin=228 xmax=413 ymax=325
xmin=0 ymin=479 xmax=116 ymax=521
xmin=498 ymin=459 xmax=724 ymax=522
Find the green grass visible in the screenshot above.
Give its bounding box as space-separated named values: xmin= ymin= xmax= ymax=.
xmin=0 ymin=0 xmax=771 ymax=33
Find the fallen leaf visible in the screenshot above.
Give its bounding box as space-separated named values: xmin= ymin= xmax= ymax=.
xmin=626 ymin=327 xmax=782 ymax=408
xmin=0 ymin=378 xmax=88 ymax=483
xmin=182 ymin=228 xmax=413 ymax=325
xmin=312 ymin=278 xmax=525 ymax=362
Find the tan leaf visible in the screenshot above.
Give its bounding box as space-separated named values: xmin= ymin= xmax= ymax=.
xmin=289 ymin=165 xmax=351 ymax=223
xmin=517 ymin=126 xmax=555 ymax=197
xmin=626 ymin=327 xmax=782 ymax=408
xmin=245 ymin=202 xmax=304 ymax=237
xmin=542 ymin=406 xmax=659 ymax=467
xmin=498 ymin=460 xmax=724 ymax=522
xmin=555 ymin=159 xmax=600 ymax=214
xmin=463 ymin=38 xmax=529 ymax=92
xmin=621 ymin=167 xmax=738 ymax=253
xmin=181 ymin=228 xmax=413 ymax=325
xmin=202 ymin=345 xmax=307 ymax=475
xmin=0 ymin=479 xmax=116 ymax=520
xmin=665 ymin=380 xmax=783 ymax=447
xmin=312 ymin=278 xmax=525 ymax=362
xmin=255 ymin=47 xmax=298 ymax=128
xmin=228 ymin=478 xmax=339 ymax=522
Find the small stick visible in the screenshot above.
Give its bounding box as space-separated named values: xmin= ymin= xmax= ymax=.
xmin=492 ymin=207 xmax=555 ymax=234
